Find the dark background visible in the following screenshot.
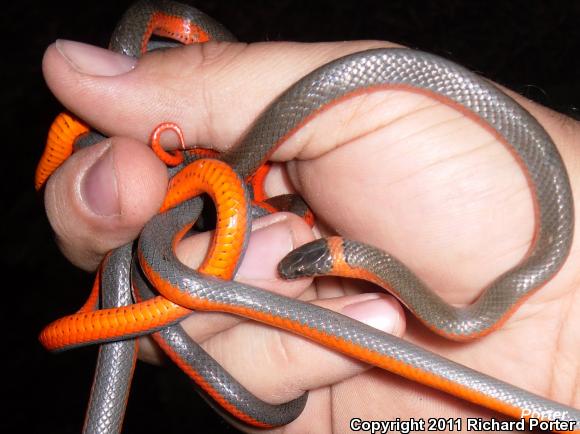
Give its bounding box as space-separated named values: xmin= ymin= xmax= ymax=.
xmin=2 ymin=0 xmax=579 ymax=433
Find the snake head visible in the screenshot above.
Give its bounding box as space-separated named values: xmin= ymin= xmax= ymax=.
xmin=278 ymin=238 xmax=333 ymax=279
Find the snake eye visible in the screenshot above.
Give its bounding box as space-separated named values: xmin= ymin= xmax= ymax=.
xmin=278 ymin=239 xmax=332 ymax=279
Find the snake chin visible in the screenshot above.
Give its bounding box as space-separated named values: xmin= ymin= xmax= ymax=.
xmin=278 ymin=239 xmax=332 ymax=279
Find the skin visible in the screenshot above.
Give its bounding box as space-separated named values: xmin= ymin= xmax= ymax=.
xmin=42 ymin=39 xmax=580 ymax=433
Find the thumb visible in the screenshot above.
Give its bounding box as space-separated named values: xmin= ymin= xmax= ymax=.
xmin=42 ymin=39 xmax=394 ymax=152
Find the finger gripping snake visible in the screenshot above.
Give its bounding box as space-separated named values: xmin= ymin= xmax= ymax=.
xmin=37 ymin=0 xmax=579 ymax=432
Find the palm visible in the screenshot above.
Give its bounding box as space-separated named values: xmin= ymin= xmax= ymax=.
xmin=268 ymin=91 xmax=580 ymax=432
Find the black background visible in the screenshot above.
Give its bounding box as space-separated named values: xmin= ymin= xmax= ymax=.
xmin=2 ymin=0 xmax=579 ymax=433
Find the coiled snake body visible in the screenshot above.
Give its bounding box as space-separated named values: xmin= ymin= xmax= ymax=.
xmin=36 ymin=1 xmax=579 ymax=432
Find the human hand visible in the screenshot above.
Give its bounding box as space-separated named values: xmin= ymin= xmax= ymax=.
xmin=41 ymin=39 xmax=580 ymax=432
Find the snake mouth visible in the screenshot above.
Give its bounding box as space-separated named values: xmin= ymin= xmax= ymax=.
xmin=278 ymin=238 xmax=333 ymax=279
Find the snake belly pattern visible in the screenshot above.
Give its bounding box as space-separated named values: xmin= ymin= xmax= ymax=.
xmin=36 ymin=0 xmax=580 ymax=432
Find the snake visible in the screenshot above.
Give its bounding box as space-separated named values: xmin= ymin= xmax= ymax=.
xmin=36 ymin=0 xmax=579 ymax=432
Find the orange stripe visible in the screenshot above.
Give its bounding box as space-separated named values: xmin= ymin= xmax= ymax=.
xmin=149 ymin=122 xmax=185 ymax=166
xmin=77 ymin=271 xmax=101 ymax=313
xmin=39 ymin=296 xmax=190 ymax=351
xmin=301 ymin=207 xmax=315 ymax=227
xmin=247 ymin=162 xmax=271 ymax=202
xmin=185 ymin=148 xmax=219 ymax=159
xmin=35 ymin=112 xmax=89 ymax=190
xmin=141 ymin=12 xmax=210 ymax=54
xmin=152 ymin=333 xmax=271 ymax=428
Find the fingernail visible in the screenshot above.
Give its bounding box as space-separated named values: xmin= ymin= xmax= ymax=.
xmin=237 ymin=218 xmax=293 ymax=280
xmin=342 ymin=294 xmax=401 ymax=334
xmin=81 ymin=145 xmax=120 ymax=216
xmin=56 ymin=39 xmax=137 ymax=76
